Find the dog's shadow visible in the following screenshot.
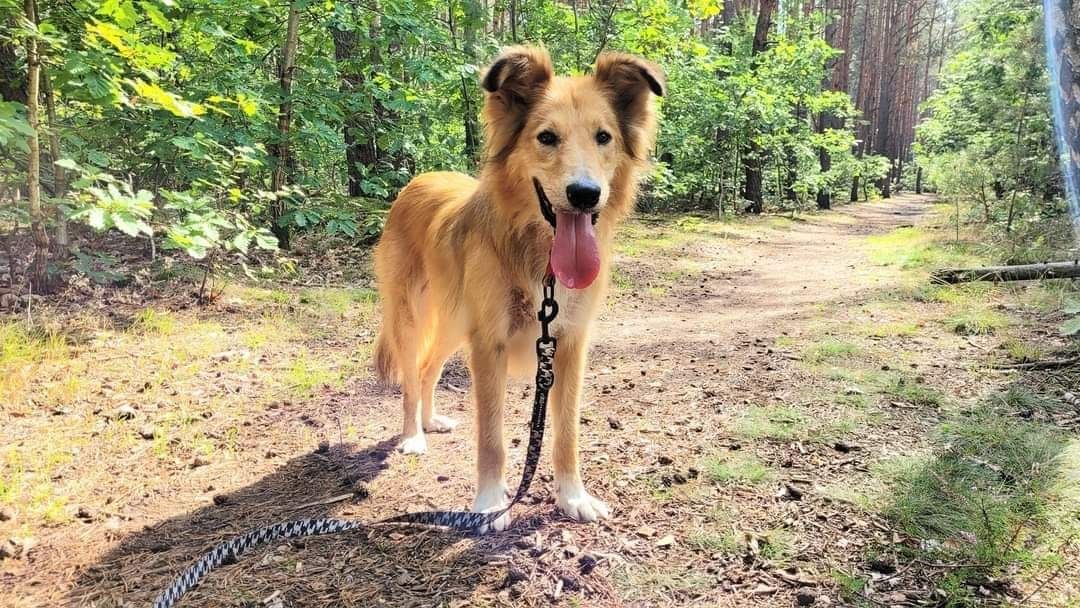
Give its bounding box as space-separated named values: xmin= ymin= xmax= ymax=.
xmin=68 ymin=438 xmax=535 ymax=607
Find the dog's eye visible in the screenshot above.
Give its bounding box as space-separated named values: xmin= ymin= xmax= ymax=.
xmin=596 ymin=130 xmax=612 ymax=145
xmin=537 ymin=130 xmax=559 ymax=146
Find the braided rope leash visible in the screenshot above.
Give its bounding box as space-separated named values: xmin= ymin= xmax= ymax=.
xmin=152 ymin=275 xmax=559 ymax=608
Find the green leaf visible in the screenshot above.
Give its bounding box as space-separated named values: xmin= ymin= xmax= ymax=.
xmin=254 ymin=230 xmax=278 ymax=251
xmin=1065 ymin=299 xmax=1080 ymax=315
xmin=86 ymin=207 xmax=107 ymax=230
xmin=140 ymin=1 xmax=174 ymax=32
xmin=112 ymin=213 xmax=151 ymax=237
xmin=55 ymin=158 xmax=83 ymax=171
xmin=1061 ymin=316 xmax=1080 ymax=337
xmin=232 ymin=232 xmax=251 ymax=254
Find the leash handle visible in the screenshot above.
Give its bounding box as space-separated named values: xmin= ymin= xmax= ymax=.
xmin=152 ymin=277 xmax=560 ymax=608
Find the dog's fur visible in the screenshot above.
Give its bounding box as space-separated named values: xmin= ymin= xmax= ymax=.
xmin=372 ymin=46 xmax=664 ymax=531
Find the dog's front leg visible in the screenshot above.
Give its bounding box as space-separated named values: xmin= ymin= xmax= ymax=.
xmin=469 ymin=334 xmax=511 ymax=532
xmin=551 ymin=332 xmax=610 ymax=523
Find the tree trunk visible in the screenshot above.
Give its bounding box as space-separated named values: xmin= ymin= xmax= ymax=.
xmin=742 ymin=0 xmax=777 ymax=214
xmin=462 ymin=0 xmax=483 ymax=165
xmin=24 ymin=0 xmax=50 ymax=293
xmin=43 ymin=69 xmax=67 ymax=254
xmin=509 ymin=0 xmax=518 ymax=42
xmin=915 ymin=166 xmax=923 ymax=194
xmin=269 ymin=3 xmax=301 ymax=249
xmin=332 ymin=10 xmax=364 ymax=198
xmin=815 ymin=0 xmax=848 ymax=210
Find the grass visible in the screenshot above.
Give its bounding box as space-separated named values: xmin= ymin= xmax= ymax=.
xmin=867 ymin=226 xmax=986 ymax=271
xmin=859 ymin=321 xmax=919 ymax=338
xmin=944 ymin=307 xmax=1009 ymax=335
xmin=875 ymin=391 xmax=1078 ymax=604
xmin=878 ymin=374 xmax=944 ymax=407
xmin=285 ymin=354 xmax=341 ymax=396
xmin=0 ymin=323 xmax=68 ymax=407
xmin=1002 ymin=337 xmax=1047 ymax=363
xmin=128 ymin=308 xmax=176 ymax=334
xmin=614 ymin=565 xmax=714 ymax=601
xmin=688 ymin=529 xmax=740 ymax=554
xmin=802 ymin=339 xmax=861 ymax=364
xmin=703 ymin=452 xmax=773 ymax=484
xmin=732 ymin=405 xmax=807 ymax=441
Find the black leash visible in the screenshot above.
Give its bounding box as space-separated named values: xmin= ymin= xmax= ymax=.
xmin=152 ymin=276 xmax=560 ymax=608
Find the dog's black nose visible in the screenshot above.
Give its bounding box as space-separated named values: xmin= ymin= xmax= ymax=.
xmin=566 ymin=179 xmax=601 ymax=210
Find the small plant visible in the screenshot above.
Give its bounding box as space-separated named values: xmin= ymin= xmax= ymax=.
xmin=879 ymin=374 xmax=943 ymax=407
xmin=945 ymin=307 xmax=1008 ymax=336
xmin=733 ymin=405 xmax=807 ymax=440
xmin=703 ymin=452 xmax=773 ymax=484
xmin=802 ymin=339 xmax=860 ymax=364
xmin=1062 ymin=298 xmax=1080 ymax=337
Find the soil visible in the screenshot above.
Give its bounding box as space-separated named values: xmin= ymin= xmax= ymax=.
xmin=2 ymin=194 xmax=1076 ymax=607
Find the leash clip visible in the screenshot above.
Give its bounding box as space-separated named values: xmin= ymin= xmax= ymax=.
xmin=537 ymin=274 xmax=558 ymax=343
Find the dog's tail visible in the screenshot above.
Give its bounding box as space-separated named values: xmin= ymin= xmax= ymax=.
xmin=372 ymin=331 xmax=399 ymax=387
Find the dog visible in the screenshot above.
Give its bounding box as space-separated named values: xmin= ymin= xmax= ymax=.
xmin=372 ymin=46 xmax=664 ymax=531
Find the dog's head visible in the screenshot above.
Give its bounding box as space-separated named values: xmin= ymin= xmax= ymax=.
xmin=481 ymin=46 xmax=664 ymax=288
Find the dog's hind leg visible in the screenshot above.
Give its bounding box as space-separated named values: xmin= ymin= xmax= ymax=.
xmin=393 ymin=304 xmax=427 ymax=455
xmin=419 ymin=326 xmax=462 ymax=433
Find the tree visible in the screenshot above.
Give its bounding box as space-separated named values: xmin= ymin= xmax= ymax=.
xmin=742 ymin=0 xmax=777 ymax=214
xmin=269 ymin=3 xmax=302 ymax=249
xmin=23 ymin=0 xmax=49 ymax=293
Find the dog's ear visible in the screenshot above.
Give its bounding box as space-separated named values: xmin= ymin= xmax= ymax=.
xmin=593 ymin=53 xmax=665 ymax=158
xmin=481 ymin=46 xmax=553 ymax=160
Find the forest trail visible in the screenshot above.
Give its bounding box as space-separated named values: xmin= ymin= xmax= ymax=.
xmin=13 ymin=192 xmax=1076 ymax=608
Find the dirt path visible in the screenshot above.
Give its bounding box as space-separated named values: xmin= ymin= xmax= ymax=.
xmin=7 ymin=193 xmax=1017 ymax=607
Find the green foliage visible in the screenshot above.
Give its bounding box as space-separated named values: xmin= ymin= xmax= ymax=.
xmin=916 ymin=0 xmax=1068 ymax=243
xmin=1063 ymin=299 xmax=1080 ymax=337
xmin=881 ymin=395 xmax=1073 ymax=593
xmin=0 ymin=0 xmax=927 ymax=287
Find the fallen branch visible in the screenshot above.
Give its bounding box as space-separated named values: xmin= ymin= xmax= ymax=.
xmin=931 ymin=260 xmax=1080 ymax=284
xmin=993 ymin=356 xmax=1080 ymax=371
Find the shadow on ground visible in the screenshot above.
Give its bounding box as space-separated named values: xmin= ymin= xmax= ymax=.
xmin=65 ymin=437 xmax=517 ymax=607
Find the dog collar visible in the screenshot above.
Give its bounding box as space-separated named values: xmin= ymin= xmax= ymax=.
xmin=532 ymin=178 xmax=599 ymax=229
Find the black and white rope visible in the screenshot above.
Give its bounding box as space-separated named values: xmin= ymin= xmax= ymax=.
xmin=152 ymin=276 xmax=560 ymax=608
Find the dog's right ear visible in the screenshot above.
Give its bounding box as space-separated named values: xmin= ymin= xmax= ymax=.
xmin=481 ymin=46 xmax=553 ymax=109
xmin=481 ymin=46 xmax=553 ymax=160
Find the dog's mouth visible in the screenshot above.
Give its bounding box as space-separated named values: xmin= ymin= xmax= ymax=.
xmin=533 ymin=178 xmax=601 ymax=290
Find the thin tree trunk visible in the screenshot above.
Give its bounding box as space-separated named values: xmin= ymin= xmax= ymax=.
xmin=42 ymin=69 xmax=66 ymax=254
xmin=742 ymin=0 xmax=777 ymax=214
xmin=462 ymin=0 xmax=482 ymax=165
xmin=269 ymin=3 xmax=301 ymax=249
xmin=1005 ymin=89 xmax=1031 ymax=232
xmin=509 ymin=0 xmax=517 ymax=42
xmin=332 ymin=8 xmax=363 ymax=197
xmin=24 ymin=0 xmax=50 ymax=293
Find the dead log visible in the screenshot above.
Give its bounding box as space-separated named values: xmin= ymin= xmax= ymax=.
xmin=993 ymin=356 xmax=1079 ymax=371
xmin=931 ymin=260 xmax=1080 ymax=284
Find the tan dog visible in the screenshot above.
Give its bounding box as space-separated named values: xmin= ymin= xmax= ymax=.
xmin=372 ymin=46 xmax=663 ymax=531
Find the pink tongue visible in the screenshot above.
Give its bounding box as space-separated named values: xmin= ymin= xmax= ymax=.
xmin=551 ymin=212 xmax=600 ymax=289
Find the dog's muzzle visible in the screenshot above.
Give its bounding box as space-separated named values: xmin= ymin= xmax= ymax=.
xmin=532 ymin=178 xmax=598 ymax=229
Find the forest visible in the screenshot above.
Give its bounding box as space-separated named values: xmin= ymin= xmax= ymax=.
xmin=2 ymin=0 xmax=1080 ymax=607
xmin=0 ymin=0 xmax=1073 ymax=294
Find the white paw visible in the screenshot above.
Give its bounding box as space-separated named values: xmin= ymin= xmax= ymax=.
xmin=398 ymin=433 xmax=427 ymax=455
xmin=473 ymin=483 xmax=511 ymax=533
xmin=423 ymin=414 xmax=458 ymax=433
xmin=556 ymin=482 xmax=611 ymax=523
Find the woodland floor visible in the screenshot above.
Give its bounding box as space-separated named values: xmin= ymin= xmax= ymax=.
xmin=2 ymin=194 xmax=1079 ymax=607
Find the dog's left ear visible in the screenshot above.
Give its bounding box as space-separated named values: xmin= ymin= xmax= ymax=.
xmin=593 ymin=53 xmax=665 ymax=158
